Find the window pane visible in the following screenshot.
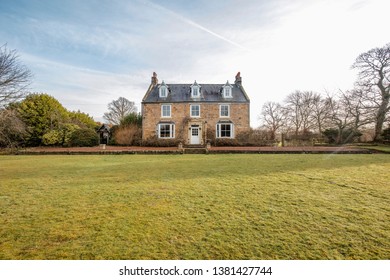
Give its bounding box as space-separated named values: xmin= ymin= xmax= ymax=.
xmin=222 ymin=124 xmax=231 ymax=137
xmin=192 ymin=87 xmax=199 ymax=97
xmin=191 ymin=105 xmax=200 ymax=117
xmin=224 ymin=88 xmax=231 ymax=97
xmin=160 ymin=87 xmax=166 ymax=97
xmin=159 ymin=124 xmax=172 ymax=138
xmin=220 ymin=105 xmax=229 ymax=117
xmin=162 ymin=105 xmax=171 ymax=117
xmin=217 ymin=124 xmax=232 ymax=138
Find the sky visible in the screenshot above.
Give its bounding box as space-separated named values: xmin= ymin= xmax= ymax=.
xmin=0 ymin=0 xmax=389 ymax=127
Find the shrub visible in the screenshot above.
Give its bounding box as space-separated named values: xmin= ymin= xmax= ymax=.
xmin=206 ymin=128 xmax=216 ymax=146
xmin=42 ymin=130 xmax=61 ymax=146
xmin=236 ymin=129 xmax=275 ymax=146
xmin=142 ymin=136 xmax=182 ymax=147
xmin=208 ymin=128 xmax=274 ymax=146
xmin=69 ymin=128 xmax=99 ymax=147
xmin=120 ymin=113 xmax=142 ymax=127
xmin=69 ymin=110 xmax=97 ymax=129
xmin=323 ymin=128 xmax=362 ymax=144
xmin=113 ymin=125 xmax=141 ymax=146
xmin=286 ymin=130 xmax=315 ymax=141
xmin=42 ymin=124 xmax=80 ymax=146
xmin=381 ymin=127 xmax=390 ymax=141
xmin=215 ymin=138 xmax=240 ymax=146
xmin=16 ymin=93 xmax=70 ymax=146
xmin=0 ymin=109 xmax=28 ymax=148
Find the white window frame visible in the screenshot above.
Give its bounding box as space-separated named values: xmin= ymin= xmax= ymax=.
xmin=159 ymin=86 xmax=167 ymax=98
xmin=222 ymin=81 xmax=233 ymax=98
xmin=216 ymin=123 xmax=234 ymax=138
xmin=190 ymin=104 xmax=200 ymax=118
xmin=159 ymin=81 xmax=168 ymax=98
xmin=219 ymin=104 xmax=230 ymax=117
xmin=191 ymin=82 xmax=201 ymax=98
xmin=161 ymin=104 xmax=171 ymax=118
xmin=223 ymin=86 xmax=232 ymax=98
xmin=191 ymin=87 xmax=199 ymax=98
xmin=158 ymin=123 xmax=175 ymax=139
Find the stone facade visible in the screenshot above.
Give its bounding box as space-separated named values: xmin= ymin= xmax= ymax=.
xmin=141 ymin=72 xmax=250 ymax=146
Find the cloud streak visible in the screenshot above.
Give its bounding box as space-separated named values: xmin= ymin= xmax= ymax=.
xmin=139 ymin=0 xmax=251 ymax=52
xmin=2 ymin=0 xmax=389 ymax=127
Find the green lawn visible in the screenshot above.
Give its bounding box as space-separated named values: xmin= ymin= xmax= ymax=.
xmin=0 ymin=154 xmax=389 ymax=260
xmin=353 ymin=144 xmax=390 ymax=153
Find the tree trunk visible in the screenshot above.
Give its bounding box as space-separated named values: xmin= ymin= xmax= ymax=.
xmin=374 ymin=97 xmax=389 ymax=141
xmin=270 ymin=129 xmax=276 ymax=141
xmin=337 ymin=128 xmax=343 ymax=145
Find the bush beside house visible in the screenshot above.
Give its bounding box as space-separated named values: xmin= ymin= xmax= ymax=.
xmin=69 ymin=128 xmax=99 ymax=147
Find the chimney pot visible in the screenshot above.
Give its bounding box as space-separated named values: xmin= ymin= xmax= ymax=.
xmin=151 ymin=72 xmax=158 ymax=85
xmin=235 ymin=72 xmax=242 ymax=85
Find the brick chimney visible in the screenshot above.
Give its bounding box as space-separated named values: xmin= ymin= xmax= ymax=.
xmin=235 ymin=72 xmax=242 ymax=86
xmin=151 ymin=72 xmax=158 ymax=85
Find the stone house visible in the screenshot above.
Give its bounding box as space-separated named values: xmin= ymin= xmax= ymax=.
xmin=141 ymin=72 xmax=250 ymax=146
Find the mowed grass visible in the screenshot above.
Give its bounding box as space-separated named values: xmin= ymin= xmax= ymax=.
xmin=354 ymin=145 xmax=390 ymax=153
xmin=0 ymin=154 xmax=389 ymax=260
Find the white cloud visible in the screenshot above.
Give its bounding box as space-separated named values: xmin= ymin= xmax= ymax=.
xmin=182 ymin=0 xmax=390 ymax=127
xmin=8 ymin=0 xmax=389 ymax=127
xmin=23 ymin=54 xmax=149 ymax=120
xmin=135 ymin=0 xmax=390 ymax=127
xmin=139 ymin=0 xmax=251 ymax=51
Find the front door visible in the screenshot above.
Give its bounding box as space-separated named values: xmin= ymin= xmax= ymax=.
xmin=190 ymin=126 xmax=200 ymax=145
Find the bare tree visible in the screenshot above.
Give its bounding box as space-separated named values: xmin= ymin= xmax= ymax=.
xmin=327 ymin=95 xmax=351 ymax=144
xmin=352 ymin=42 xmax=390 ymax=140
xmin=260 ymin=101 xmax=286 ymax=140
xmin=0 ymin=108 xmax=28 ymax=148
xmin=327 ymin=89 xmax=374 ymax=144
xmin=103 ymin=97 xmax=137 ymax=125
xmin=284 ymin=90 xmax=317 ymax=135
xmin=311 ymin=93 xmax=332 ymax=135
xmin=342 ymin=88 xmax=375 ymax=132
xmin=0 ymin=44 xmax=32 ymax=108
xmin=284 ymin=91 xmax=303 ymax=135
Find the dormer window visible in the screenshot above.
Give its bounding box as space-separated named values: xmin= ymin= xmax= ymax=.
xmin=191 ymin=81 xmax=201 ymax=98
xmin=222 ymin=81 xmax=233 ymax=98
xmin=223 ymin=87 xmax=232 ymax=97
xmin=159 ymin=81 xmax=168 ymax=98
xmin=160 ymin=87 xmax=167 ymax=97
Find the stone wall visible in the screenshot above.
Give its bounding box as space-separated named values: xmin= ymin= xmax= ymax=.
xmin=142 ymin=102 xmax=250 ymax=145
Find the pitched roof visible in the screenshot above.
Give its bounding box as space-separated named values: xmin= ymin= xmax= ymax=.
xmin=142 ymin=83 xmax=250 ymax=103
xmin=97 ymin=124 xmax=110 ymax=132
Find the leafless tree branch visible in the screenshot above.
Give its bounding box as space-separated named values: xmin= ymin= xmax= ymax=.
xmin=0 ymin=44 xmax=33 ymax=108
xmin=103 ymin=97 xmax=137 ymax=125
xmin=352 ymin=43 xmax=390 ymax=140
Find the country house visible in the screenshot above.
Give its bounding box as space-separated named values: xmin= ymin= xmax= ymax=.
xmin=141 ymin=72 xmax=250 ymax=146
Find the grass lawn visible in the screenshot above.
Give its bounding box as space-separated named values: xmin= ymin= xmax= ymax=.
xmin=353 ymin=144 xmax=390 ymax=153
xmin=0 ymin=154 xmax=389 ymax=260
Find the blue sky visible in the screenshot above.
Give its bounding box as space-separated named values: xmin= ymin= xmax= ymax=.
xmin=1 ymin=0 xmax=389 ymax=126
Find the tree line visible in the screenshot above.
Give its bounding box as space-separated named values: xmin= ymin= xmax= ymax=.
xmin=260 ymin=43 xmax=390 ymax=144
xmin=1 ymin=92 xmax=99 ymax=148
xmin=2 ymin=42 xmax=388 ymax=148
xmin=0 ymin=44 xmax=142 ymax=148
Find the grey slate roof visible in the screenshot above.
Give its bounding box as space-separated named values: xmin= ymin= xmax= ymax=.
xmin=142 ymin=83 xmax=250 ymax=103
